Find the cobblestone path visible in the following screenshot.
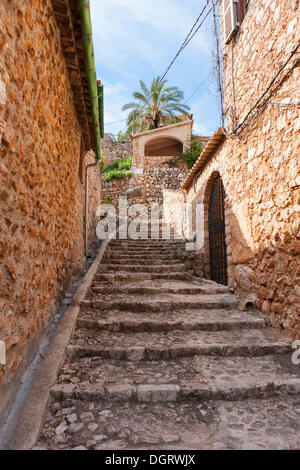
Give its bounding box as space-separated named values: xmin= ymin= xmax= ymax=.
xmin=35 ymin=234 xmax=300 ymax=450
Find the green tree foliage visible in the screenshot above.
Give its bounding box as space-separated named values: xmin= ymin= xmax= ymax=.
xmin=167 ymin=138 xmax=203 ymax=169
xmin=122 ymin=76 xmax=190 ymax=134
xmin=182 ymin=138 xmax=204 ymax=169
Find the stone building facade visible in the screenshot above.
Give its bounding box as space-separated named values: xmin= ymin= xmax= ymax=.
xmin=0 ymin=0 xmax=101 ymax=421
xmin=101 ymin=120 xmax=195 ymax=207
xmin=166 ymin=0 xmax=300 ymax=338
xmin=129 ymin=120 xmax=193 ymax=204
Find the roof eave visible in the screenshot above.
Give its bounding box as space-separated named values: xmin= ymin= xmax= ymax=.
xmin=181 ymin=128 xmax=225 ymax=190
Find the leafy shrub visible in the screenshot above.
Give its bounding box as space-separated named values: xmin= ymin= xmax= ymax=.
xmin=103 ymin=156 xmax=133 ymax=181
xmin=103 ymin=169 xmax=132 ymax=182
xmin=166 ymin=138 xmax=203 ymax=169
xmin=103 ymin=195 xmax=112 ymax=203
xmin=182 ymin=139 xmax=204 ymax=168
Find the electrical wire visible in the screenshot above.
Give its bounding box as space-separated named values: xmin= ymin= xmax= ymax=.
xmin=160 ymin=1 xmax=213 ymax=82
xmin=233 ymin=42 xmax=300 ymax=135
xmin=105 ymin=118 xmax=127 ymax=127
xmin=184 ymin=74 xmax=211 ymax=104
xmin=210 ymin=0 xmax=300 ymax=137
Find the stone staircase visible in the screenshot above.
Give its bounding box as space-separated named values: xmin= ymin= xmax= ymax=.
xmin=35 ymin=230 xmax=300 ymax=450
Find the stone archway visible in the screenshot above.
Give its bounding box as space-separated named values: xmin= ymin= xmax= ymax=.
xmin=144 ymin=137 xmax=183 ymax=157
xmin=207 ymin=173 xmax=228 ymax=285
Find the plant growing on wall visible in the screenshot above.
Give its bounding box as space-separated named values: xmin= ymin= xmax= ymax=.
xmin=166 ymin=138 xmax=203 ymax=169
xmin=103 ymin=195 xmax=112 ymax=204
xmin=103 ymin=156 xmax=133 ymax=181
xmin=122 ymin=76 xmax=191 ymax=133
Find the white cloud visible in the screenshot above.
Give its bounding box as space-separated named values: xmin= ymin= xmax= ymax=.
xmin=90 ymin=0 xmax=211 ymax=70
xmin=90 ymin=0 xmax=219 ymax=136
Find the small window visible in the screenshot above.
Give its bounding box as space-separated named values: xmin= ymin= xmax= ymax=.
xmin=237 ymin=0 xmax=249 ymax=24
xmin=223 ymin=0 xmax=249 ymax=44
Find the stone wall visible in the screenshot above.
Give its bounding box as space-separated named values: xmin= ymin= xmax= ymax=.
xmin=178 ymin=0 xmax=300 ymax=338
xmin=101 ymin=133 xmax=133 ymax=166
xmin=141 ymin=168 xmax=189 ymax=204
xmin=101 ymin=176 xmax=131 ymax=205
xmin=0 ymin=0 xmax=101 ymax=418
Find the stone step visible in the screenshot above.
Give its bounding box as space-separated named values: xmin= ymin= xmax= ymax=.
xmin=109 ymin=240 xmax=184 ymax=245
xmin=90 ymin=283 xmax=231 ymax=296
xmin=67 ymin=328 xmax=291 ymax=361
xmin=78 ymin=308 xmax=263 ymax=331
xmin=108 ymin=243 xmax=185 ymax=250
xmin=77 ymin=311 xmax=264 ymax=333
xmin=101 ymin=258 xmax=182 ymax=266
xmin=81 ymin=293 xmax=239 ymax=313
xmin=94 ymin=272 xmax=193 ymax=282
xmin=64 ymin=353 xmax=300 ymax=386
xmin=105 ymin=248 xmax=186 ymax=255
xmin=36 ymin=395 xmax=300 ymax=450
xmin=50 ymin=377 xmax=300 ymax=405
xmin=103 ymin=252 xmax=180 ymax=260
xmin=99 ymin=264 xmax=186 ymax=273
xmin=56 ymin=354 xmax=297 ymax=392
xmin=103 ymin=249 xmax=185 ymax=256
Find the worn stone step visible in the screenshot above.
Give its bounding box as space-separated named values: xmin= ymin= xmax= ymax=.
xmin=56 ymin=354 xmax=298 ymax=392
xmin=94 ymin=272 xmax=193 ymax=282
xmin=90 ymin=279 xmax=231 ymax=296
xmin=107 ymin=243 xmax=185 ymax=251
xmin=101 ymin=258 xmax=182 ymax=266
xmin=81 ymin=293 xmax=239 ymax=313
xmin=102 ymin=250 xmax=185 ymax=257
xmin=103 ymin=252 xmax=180 ymax=260
xmin=50 ymin=375 xmax=300 ymax=404
xmin=36 ymin=395 xmax=300 ymax=450
xmin=67 ymin=328 xmax=291 ymax=361
xmin=78 ymin=308 xmax=263 ymax=331
xmin=77 ymin=311 xmax=264 ymax=332
xmin=99 ymin=264 xmax=186 ymax=273
xmin=109 ymin=240 xmax=184 ymax=246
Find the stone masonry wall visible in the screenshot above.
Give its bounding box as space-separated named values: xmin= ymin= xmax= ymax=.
xmin=181 ymin=0 xmax=300 ymax=338
xmin=0 ymin=0 xmax=101 ymax=417
xmin=101 ymin=176 xmax=131 ymax=205
xmin=141 ymin=168 xmax=189 ymax=205
xmin=101 ymin=133 xmax=133 ymax=166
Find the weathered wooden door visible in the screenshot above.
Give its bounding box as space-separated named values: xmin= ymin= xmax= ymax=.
xmin=208 ymin=175 xmax=228 ymax=285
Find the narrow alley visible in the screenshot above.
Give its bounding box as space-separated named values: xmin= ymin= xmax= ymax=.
xmin=26 ymin=225 xmax=300 ymax=450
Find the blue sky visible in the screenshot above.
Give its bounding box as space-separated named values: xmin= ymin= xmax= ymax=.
xmin=90 ymin=0 xmax=221 ymax=137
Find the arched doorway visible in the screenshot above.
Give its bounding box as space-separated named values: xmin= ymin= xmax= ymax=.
xmin=208 ymin=175 xmax=228 ymax=285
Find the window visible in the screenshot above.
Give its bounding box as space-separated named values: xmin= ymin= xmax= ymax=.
xmin=223 ymin=0 xmax=250 ymax=44
xmin=237 ymin=0 xmax=249 ymax=24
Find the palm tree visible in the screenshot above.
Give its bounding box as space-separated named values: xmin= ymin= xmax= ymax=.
xmin=122 ymin=76 xmax=191 ymax=133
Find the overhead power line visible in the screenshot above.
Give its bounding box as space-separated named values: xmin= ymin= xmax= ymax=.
xmin=160 ymin=1 xmax=213 ymax=82
xmin=184 ymin=74 xmax=211 ymax=104
xmin=105 ymin=118 xmax=127 ymax=126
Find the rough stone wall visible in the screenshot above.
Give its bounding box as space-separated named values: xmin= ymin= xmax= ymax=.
xmin=181 ymin=0 xmax=300 ymax=338
xmin=0 ymin=0 xmax=101 ymax=416
xmin=141 ymin=168 xmax=189 ymax=204
xmin=101 ymin=134 xmax=133 ymax=166
xmin=221 ymin=0 xmax=299 ymax=135
xmin=101 ymin=167 xmax=188 ymax=209
xmin=86 ymin=151 xmax=102 ymax=251
xmin=101 ymin=177 xmax=131 ymax=205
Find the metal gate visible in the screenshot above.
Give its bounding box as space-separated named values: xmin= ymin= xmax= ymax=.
xmin=208 ymin=175 xmax=228 ymax=285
